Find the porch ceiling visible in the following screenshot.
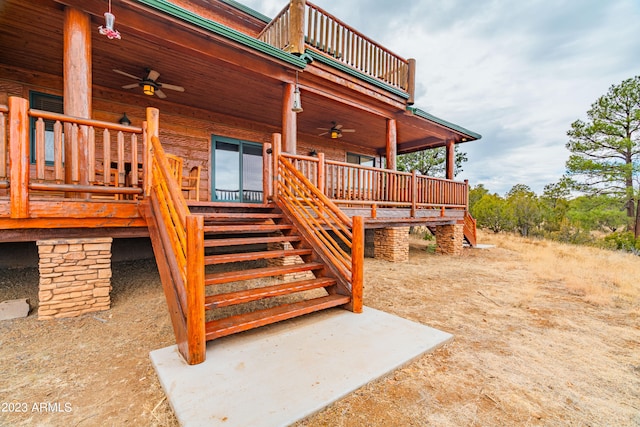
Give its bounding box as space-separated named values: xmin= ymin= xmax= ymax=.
xmin=0 ymin=0 xmax=477 ymax=154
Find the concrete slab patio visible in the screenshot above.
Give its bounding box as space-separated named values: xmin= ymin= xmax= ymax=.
xmin=150 ymin=306 xmax=452 ymax=427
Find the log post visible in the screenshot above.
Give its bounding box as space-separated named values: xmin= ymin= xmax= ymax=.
xmin=411 ymin=170 xmax=417 ymax=218
xmin=317 ymin=152 xmax=325 ymax=195
xmin=145 ymin=108 xmax=159 ymax=197
xmin=288 ymin=0 xmax=306 ymax=55
xmin=63 ymin=7 xmax=91 ymax=190
xmin=386 ymin=118 xmax=397 ymax=171
xmin=445 ymin=138 xmax=455 ymax=180
xmin=282 ymin=83 xmax=297 ymax=154
xmin=348 ymin=215 xmax=364 ymax=313
xmin=185 ymin=214 xmax=206 ymax=365
xmin=407 ymin=58 xmax=416 ymax=105
xmin=8 ymin=96 xmax=29 ymax=218
xmin=263 ymin=142 xmax=272 ymax=201
xmin=272 ymin=133 xmax=282 ymax=202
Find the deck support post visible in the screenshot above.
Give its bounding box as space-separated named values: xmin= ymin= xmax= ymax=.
xmin=8 ymin=96 xmax=29 ymax=218
xmin=347 ymin=215 xmax=364 ymax=313
xmin=63 ymin=7 xmax=91 ymax=191
xmin=282 ymin=83 xmax=297 ymax=154
xmin=185 ymin=214 xmax=206 ymax=365
xmin=445 ymin=138 xmax=455 ymax=180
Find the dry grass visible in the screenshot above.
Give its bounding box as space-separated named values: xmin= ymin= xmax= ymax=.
xmin=1 ymin=232 xmax=639 ymax=426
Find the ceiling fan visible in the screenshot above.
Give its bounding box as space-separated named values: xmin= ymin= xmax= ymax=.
xmin=113 ymin=68 xmax=185 ymax=99
xmin=318 ymin=121 xmax=355 ymax=139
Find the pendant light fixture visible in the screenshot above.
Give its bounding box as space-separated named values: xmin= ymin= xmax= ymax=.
xmin=291 ymin=71 xmax=303 ymax=113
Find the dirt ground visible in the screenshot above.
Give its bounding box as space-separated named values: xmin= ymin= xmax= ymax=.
xmin=0 ymin=231 xmax=639 ymax=426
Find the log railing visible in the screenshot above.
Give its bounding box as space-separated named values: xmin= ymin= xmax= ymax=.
xmin=143 ymin=108 xmax=205 ymax=365
xmin=258 ymin=1 xmax=413 ymax=94
xmin=274 ymin=135 xmax=363 ymax=313
xmin=289 ymin=151 xmax=469 ymax=211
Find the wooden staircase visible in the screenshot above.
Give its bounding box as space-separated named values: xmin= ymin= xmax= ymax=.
xmin=189 ymin=203 xmax=351 ymax=341
xmin=142 ymin=119 xmax=363 ymax=365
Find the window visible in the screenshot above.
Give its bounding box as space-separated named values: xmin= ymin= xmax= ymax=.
xmin=30 ymin=92 xmax=64 ymax=164
xmin=346 ymin=152 xmax=375 ymax=167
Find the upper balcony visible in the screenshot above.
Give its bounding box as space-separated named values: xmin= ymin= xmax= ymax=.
xmin=257 ymin=0 xmax=416 ymax=102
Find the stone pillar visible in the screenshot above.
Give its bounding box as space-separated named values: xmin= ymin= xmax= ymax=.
xmin=37 ymin=237 xmax=113 ymax=319
xmin=373 ymin=227 xmax=409 ymax=262
xmin=266 ymin=241 xmax=313 ymax=282
xmin=434 ymin=224 xmax=464 ymax=255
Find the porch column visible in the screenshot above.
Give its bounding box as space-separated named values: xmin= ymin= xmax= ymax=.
xmin=63 ymin=7 xmax=92 ymax=186
xmin=386 ymin=118 xmax=397 ymax=170
xmin=282 ymin=83 xmax=297 ymax=154
xmin=445 ymin=138 xmax=455 ymax=180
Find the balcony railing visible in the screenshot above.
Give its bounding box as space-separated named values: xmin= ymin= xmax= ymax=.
xmin=258 ymin=0 xmax=415 ymax=97
xmin=1 ymin=96 xmax=146 ymax=220
xmin=282 ymin=152 xmax=469 ymax=215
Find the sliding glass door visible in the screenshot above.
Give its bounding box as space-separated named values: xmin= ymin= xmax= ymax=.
xmin=211 ymin=137 xmax=263 ymax=203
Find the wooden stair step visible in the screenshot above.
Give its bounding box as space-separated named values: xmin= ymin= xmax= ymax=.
xmin=203 ymin=224 xmax=293 ymax=234
xmin=205 ymin=248 xmax=313 ymax=265
xmin=205 ymin=294 xmax=351 ymax=340
xmin=204 ymin=235 xmax=301 ymax=248
xmin=205 ymin=262 xmax=324 ymax=285
xmin=198 ymin=212 xmax=284 ymax=220
xmin=204 ymin=277 xmax=336 ymax=309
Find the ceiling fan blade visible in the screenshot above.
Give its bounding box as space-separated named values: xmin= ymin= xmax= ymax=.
xmin=318 ymin=132 xmax=328 ymax=136
xmin=160 ymin=83 xmax=185 ymax=92
xmin=121 ymin=83 xmax=139 ymax=89
xmin=342 ymin=129 xmax=356 ymax=133
xmin=155 ymin=89 xmax=167 ymax=99
xmin=335 ymin=124 xmax=343 ymax=130
xmin=317 ymin=127 xmax=330 ymax=131
xmin=113 ymin=69 xmax=141 ymax=80
xmin=146 ymin=69 xmax=160 ymax=81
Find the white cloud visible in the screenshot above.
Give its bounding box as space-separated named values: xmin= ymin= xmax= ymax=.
xmin=240 ymin=0 xmax=640 ymax=194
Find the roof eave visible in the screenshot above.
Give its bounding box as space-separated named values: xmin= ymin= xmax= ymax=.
xmin=408 ymin=106 xmax=482 ymax=142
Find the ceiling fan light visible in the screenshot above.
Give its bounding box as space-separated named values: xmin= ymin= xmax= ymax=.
xmin=143 ymin=83 xmax=154 ymax=96
xmin=330 ymin=130 xmax=339 ymax=139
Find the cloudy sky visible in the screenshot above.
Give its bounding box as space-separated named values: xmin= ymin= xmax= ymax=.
xmin=241 ymin=0 xmax=640 ymax=195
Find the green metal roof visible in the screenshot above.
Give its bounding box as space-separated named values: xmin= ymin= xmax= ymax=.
xmin=219 ymin=0 xmax=271 ymax=23
xmin=304 ymin=50 xmax=410 ymax=99
xmin=408 ymin=107 xmax=482 ymax=141
xmin=134 ymin=0 xmax=306 ymax=69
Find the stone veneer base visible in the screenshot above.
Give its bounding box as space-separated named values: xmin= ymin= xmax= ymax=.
xmin=37 ymin=237 xmax=113 ymax=319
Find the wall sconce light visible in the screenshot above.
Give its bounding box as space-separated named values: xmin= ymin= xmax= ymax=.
xmin=143 ymin=83 xmax=155 ymax=96
xmin=119 ymin=112 xmax=131 ymax=126
xmin=291 ymin=71 xmax=303 ymax=113
xmin=309 ymin=149 xmax=317 ymax=157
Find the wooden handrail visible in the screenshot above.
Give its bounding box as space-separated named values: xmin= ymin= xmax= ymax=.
xmin=297 ymin=155 xmax=470 ymax=214
xmin=275 ymin=136 xmax=363 ymax=313
xmin=145 ymin=110 xmax=205 ymax=365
